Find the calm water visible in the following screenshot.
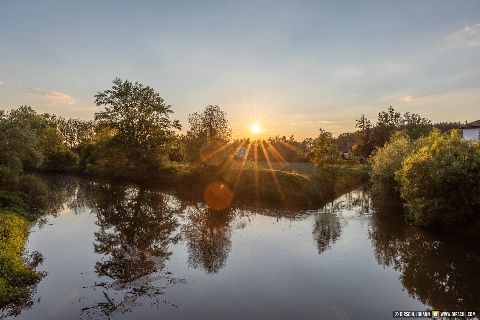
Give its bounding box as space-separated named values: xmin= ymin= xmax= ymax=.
xmin=10 ymin=178 xmax=480 ymax=319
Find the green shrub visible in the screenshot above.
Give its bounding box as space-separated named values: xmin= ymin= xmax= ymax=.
xmin=42 ymin=149 xmax=79 ymax=172
xmin=396 ymin=130 xmax=480 ymax=235
xmin=0 ymin=191 xmax=27 ymax=212
xmin=369 ymin=132 xmax=419 ymax=203
xmin=17 ymin=175 xmax=48 ymax=212
xmin=0 ymin=166 xmax=20 ymax=187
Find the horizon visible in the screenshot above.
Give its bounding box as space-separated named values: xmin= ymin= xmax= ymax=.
xmin=1 ymin=1 xmax=479 ymax=139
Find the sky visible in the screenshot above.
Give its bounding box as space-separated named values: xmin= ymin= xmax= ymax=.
xmin=0 ymin=0 xmax=479 ymax=138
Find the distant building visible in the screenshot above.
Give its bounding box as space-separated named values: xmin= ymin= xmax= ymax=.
xmin=460 ymin=120 xmax=480 ymax=141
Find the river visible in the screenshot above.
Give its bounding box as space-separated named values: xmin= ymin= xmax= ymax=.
xmin=9 ymin=176 xmax=480 ymax=319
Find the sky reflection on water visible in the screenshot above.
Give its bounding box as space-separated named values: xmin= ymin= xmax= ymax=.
xmin=11 ymin=177 xmax=480 ymax=319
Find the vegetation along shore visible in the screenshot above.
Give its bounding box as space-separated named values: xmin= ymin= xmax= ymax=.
xmin=0 ymin=78 xmax=477 ymax=312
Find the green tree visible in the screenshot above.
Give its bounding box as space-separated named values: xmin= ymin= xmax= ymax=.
xmin=185 ymin=105 xmax=231 ymax=162
xmin=0 ymin=106 xmax=45 ymax=171
xmin=38 ymin=126 xmax=78 ymax=172
xmin=311 ymin=129 xmax=342 ymax=170
xmin=402 ymin=112 xmax=432 ymax=139
xmin=355 ymin=114 xmax=374 ymax=158
xmin=186 ymin=105 xmax=231 ymax=142
xmin=94 ymin=78 xmax=181 ymax=163
xmin=42 ymin=114 xmax=95 ymax=149
xmin=356 ymin=107 xmax=432 ymax=158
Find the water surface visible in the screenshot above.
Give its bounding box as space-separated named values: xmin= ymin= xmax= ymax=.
xmin=11 ymin=178 xmax=480 ymax=319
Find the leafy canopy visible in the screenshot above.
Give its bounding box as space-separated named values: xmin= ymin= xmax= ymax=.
xmin=94 ymin=78 xmax=181 ymax=157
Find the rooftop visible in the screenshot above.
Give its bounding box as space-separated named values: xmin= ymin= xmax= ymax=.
xmin=460 ymin=120 xmax=480 ymax=129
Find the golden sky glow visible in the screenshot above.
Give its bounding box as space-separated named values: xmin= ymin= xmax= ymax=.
xmin=250 ymin=122 xmax=262 ymax=135
xmin=0 ymin=2 xmax=479 ymax=139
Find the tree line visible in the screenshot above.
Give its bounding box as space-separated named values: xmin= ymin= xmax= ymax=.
xmin=0 ymin=78 xmax=464 ymax=181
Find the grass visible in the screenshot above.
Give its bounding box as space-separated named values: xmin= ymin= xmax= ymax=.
xmin=0 ymin=211 xmax=42 ymax=309
xmin=168 ymin=160 xmax=369 ymax=207
xmin=256 ymin=161 xmax=318 ymax=177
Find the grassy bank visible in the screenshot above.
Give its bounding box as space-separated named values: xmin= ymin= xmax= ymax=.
xmin=0 ymin=167 xmax=46 ymax=313
xmin=0 ymin=211 xmax=42 ymax=310
xmin=169 ymin=162 xmax=369 ymax=207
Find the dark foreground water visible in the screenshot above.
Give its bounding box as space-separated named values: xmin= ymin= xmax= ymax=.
xmin=10 ymin=178 xmax=480 ymax=319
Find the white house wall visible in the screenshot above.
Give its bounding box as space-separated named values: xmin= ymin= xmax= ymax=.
xmin=463 ymin=128 xmax=480 ymax=140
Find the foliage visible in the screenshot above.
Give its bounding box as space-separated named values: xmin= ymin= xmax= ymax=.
xmin=355 ymin=106 xmax=432 ymax=158
xmin=0 ymin=211 xmax=42 ymax=309
xmin=396 ymin=130 xmax=480 ymax=235
xmin=369 ymin=132 xmax=417 ymax=201
xmin=185 ymin=105 xmax=231 ymax=162
xmin=335 ymin=131 xmax=360 ymax=154
xmin=311 ymin=129 xmax=343 ymax=170
xmin=38 ymin=126 xmax=79 ymax=172
xmin=0 ymin=106 xmax=80 ymax=173
xmin=0 ymin=166 xmax=47 ymax=216
xmin=355 ymin=114 xmax=375 ymax=158
xmin=434 ymin=121 xmax=463 ymax=133
xmin=0 ymin=106 xmax=44 ymax=171
xmin=94 ymin=78 xmax=181 ymax=164
xmin=42 ymin=114 xmax=95 ymax=149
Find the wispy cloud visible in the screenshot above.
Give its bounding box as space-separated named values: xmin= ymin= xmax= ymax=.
xmin=16 ymin=84 xmax=75 ymax=105
xmin=446 ymin=23 xmax=480 ymax=48
xmin=404 ymin=95 xmax=416 ymax=102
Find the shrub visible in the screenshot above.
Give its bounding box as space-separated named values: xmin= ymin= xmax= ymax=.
xmin=396 ymin=130 xmax=480 ymax=235
xmin=0 ymin=191 xmax=27 ymax=212
xmin=0 ymin=166 xmax=20 ymax=187
xmin=17 ymin=175 xmax=48 ymax=212
xmin=369 ymin=132 xmax=418 ymax=202
xmin=42 ymin=149 xmax=79 ymax=172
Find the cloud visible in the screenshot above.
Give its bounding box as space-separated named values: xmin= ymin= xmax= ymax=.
xmin=16 ymin=84 xmax=75 ymax=105
xmin=0 ymin=81 xmax=5 ymax=87
xmin=404 ymin=95 xmax=416 ymax=102
xmin=446 ymin=23 xmax=480 ymax=48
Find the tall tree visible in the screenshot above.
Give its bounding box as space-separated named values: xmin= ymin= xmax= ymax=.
xmin=355 ymin=114 xmax=374 ymax=158
xmin=186 ymin=105 xmax=231 ymax=142
xmin=311 ymin=129 xmax=342 ymax=170
xmin=94 ymin=78 xmax=181 ymax=162
xmin=185 ymin=105 xmax=231 ymax=162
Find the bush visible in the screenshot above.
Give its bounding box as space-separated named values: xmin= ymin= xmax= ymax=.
xmin=369 ymin=132 xmax=419 ymax=202
xmin=0 ymin=166 xmax=48 ymax=216
xmin=0 ymin=166 xmax=20 ymax=187
xmin=396 ymin=130 xmax=480 ymax=235
xmin=17 ymin=175 xmax=48 ymax=212
xmin=0 ymin=191 xmax=27 ymax=212
xmin=42 ymin=149 xmax=79 ymax=172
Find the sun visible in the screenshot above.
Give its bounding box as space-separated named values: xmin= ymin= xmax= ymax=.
xmin=250 ymin=122 xmax=262 ymax=135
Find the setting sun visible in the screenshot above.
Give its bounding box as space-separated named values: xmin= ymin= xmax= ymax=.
xmin=250 ymin=122 xmax=262 ymax=134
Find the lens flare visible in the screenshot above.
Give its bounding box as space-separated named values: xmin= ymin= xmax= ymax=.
xmin=204 ymin=182 xmax=234 ymax=211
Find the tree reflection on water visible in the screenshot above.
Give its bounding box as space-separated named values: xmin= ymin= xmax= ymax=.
xmin=312 ymin=188 xmax=370 ymax=254
xmin=182 ymin=205 xmax=235 ymax=274
xmin=370 ymin=196 xmax=480 ymax=311
xmin=77 ymin=182 xmax=183 ymax=318
xmin=10 ymin=176 xmax=480 ymax=318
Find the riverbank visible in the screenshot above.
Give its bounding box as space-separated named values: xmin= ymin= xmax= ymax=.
xmin=0 ymin=211 xmax=42 ymax=314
